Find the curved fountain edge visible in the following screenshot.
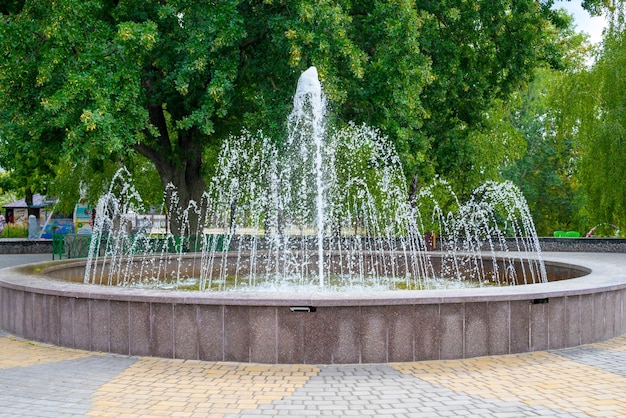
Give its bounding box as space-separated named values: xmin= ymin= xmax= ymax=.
xmin=1 ymin=252 xmax=625 ymax=364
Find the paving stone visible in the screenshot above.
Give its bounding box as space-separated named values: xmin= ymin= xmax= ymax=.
xmin=1 ymin=252 xmax=626 ymax=417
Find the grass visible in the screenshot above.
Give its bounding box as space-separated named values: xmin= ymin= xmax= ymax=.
xmin=0 ymin=223 xmax=27 ymax=238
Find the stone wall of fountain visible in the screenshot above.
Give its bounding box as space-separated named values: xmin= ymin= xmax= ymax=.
xmin=2 ymin=253 xmax=626 ymax=364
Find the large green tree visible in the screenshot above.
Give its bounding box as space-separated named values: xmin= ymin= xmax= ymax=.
xmin=415 ymin=0 xmax=571 ymax=197
xmin=0 ymin=0 xmax=563 ymax=231
xmin=0 ymin=0 xmax=430 ymax=232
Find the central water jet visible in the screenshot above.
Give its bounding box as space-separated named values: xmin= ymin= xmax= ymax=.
xmin=291 ymin=67 xmax=326 ymax=286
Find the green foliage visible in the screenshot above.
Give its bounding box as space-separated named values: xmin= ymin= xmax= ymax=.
xmin=0 ymin=0 xmax=568 ymax=219
xmin=0 ymin=0 xmax=430 ymax=207
xmin=413 ymin=178 xmax=460 ymax=234
xmin=416 ymin=0 xmax=566 ymax=196
xmin=0 ymin=223 xmax=27 ymax=238
xmin=550 ymin=15 xmax=626 ymax=232
xmin=580 ymin=28 xmax=626 ymax=230
xmin=502 ymin=70 xmax=586 ymax=236
xmin=49 ymin=153 xmax=163 ymax=214
xmin=208 ymin=129 xmax=278 ymax=231
xmin=490 ymin=9 xmax=593 ymax=236
xmin=329 ymin=123 xmax=409 ymax=236
xmin=0 ymin=171 xmax=18 ymax=197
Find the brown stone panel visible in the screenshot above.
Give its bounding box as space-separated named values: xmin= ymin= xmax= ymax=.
xmin=174 ymin=304 xmax=199 ymax=360
xmin=2 ymin=288 xmax=16 ymax=332
xmin=43 ymin=294 xmax=60 ymax=345
xmin=510 ymin=300 xmax=530 ymax=353
xmin=59 ymin=297 xmax=74 ymax=348
xmin=604 ymin=291 xmax=617 ymax=339
xmin=250 ymin=307 xmax=277 ymax=364
xmin=580 ymin=293 xmax=594 ymax=344
xmin=614 ymin=291 xmax=620 ymax=335
xmin=548 ymin=297 xmax=566 ymax=349
xmin=593 ymin=292 xmax=607 ymax=342
xmin=277 ymin=307 xmax=305 ymax=364
xmin=90 ymin=299 xmax=111 ymax=353
xmin=32 ymin=293 xmax=46 ymax=343
xmin=110 ymin=300 xmax=130 ymax=355
xmin=464 ymin=302 xmax=488 ymax=359
xmin=565 ymin=295 xmax=582 ymax=347
xmin=12 ymin=290 xmax=25 ymax=337
xmin=129 ymin=302 xmax=151 ymax=356
xmin=2 ymin=288 xmax=15 ymax=332
xmin=151 ymin=303 xmax=174 ymax=358
xmin=303 ymin=307 xmax=337 ymax=364
xmin=440 ymin=304 xmax=464 ymax=360
xmin=197 ymin=305 xmax=224 ymax=361
xmin=224 ymin=305 xmax=250 ymax=362
xmin=73 ymin=298 xmax=91 ymax=351
xmin=23 ymin=293 xmax=34 ymax=340
xmin=0 ymin=288 xmax=5 ymax=329
xmin=487 ymin=301 xmax=510 ymax=355
xmin=613 ymin=290 xmax=623 ymax=336
xmin=415 ymin=304 xmax=440 ymax=361
xmin=611 ymin=291 xmax=620 ymax=337
xmin=332 ymin=307 xmax=360 ymax=364
xmin=360 ymin=306 xmax=388 ymax=363
xmin=3 ymin=288 xmax=13 ymax=333
xmin=615 ymin=289 xmax=626 ymax=335
xmin=530 ymin=301 xmax=549 ymax=351
xmin=0 ymin=288 xmax=6 ymax=330
xmin=388 ymin=305 xmax=415 ymax=362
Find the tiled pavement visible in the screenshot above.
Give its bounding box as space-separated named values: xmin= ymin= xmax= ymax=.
xmin=1 ymin=330 xmax=626 ymax=417
xmin=2 ymin=254 xmax=626 ymax=417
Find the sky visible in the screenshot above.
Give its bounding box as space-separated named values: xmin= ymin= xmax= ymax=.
xmin=553 ymin=0 xmax=609 ymax=44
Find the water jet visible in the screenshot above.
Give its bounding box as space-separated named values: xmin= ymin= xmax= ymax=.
xmin=84 ymin=67 xmax=546 ymax=292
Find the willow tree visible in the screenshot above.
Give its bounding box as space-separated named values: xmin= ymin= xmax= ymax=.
xmin=551 ymin=10 xmax=626 ymax=233
xmin=497 ymin=8 xmax=592 ymax=236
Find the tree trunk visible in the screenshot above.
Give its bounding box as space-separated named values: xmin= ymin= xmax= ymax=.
xmin=159 ymin=156 xmax=206 ymax=237
xmin=25 ymin=187 xmax=36 ymax=217
xmin=134 ymin=105 xmax=207 ymax=237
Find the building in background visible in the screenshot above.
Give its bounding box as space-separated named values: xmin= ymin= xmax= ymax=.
xmin=2 ymin=194 xmax=55 ymax=226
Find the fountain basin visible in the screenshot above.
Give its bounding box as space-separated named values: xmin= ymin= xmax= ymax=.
xmin=1 ymin=252 xmax=625 ymax=364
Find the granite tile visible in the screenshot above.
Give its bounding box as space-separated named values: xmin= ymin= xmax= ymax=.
xmin=415 ymin=304 xmax=440 ymax=360
xmin=487 ymin=301 xmax=510 ymax=355
xmin=465 ymin=302 xmax=488 ymax=358
xmin=174 ymin=304 xmax=199 ymax=360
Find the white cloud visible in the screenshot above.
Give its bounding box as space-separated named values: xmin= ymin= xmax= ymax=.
xmin=552 ymin=1 xmax=608 ymax=44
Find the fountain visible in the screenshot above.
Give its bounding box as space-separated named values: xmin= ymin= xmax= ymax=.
xmin=2 ymin=67 xmax=625 ymax=364
xmin=83 ymin=66 xmax=546 ymax=292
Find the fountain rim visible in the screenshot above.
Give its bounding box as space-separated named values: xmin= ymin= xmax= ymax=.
xmin=1 ymin=252 xmax=620 ymax=307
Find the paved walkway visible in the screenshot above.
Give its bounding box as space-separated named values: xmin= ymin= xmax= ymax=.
xmin=1 ymin=332 xmax=626 ymax=417
xmin=2 ymin=254 xmax=626 ymax=416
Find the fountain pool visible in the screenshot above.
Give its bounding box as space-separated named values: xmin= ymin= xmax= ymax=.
xmin=2 ymin=252 xmax=626 ymax=364
xmin=84 ymin=67 xmax=547 ymax=292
